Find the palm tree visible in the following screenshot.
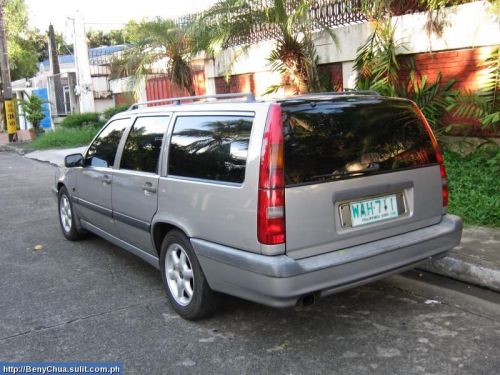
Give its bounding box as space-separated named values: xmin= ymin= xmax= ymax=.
xmin=114 ymin=18 xmax=195 ymax=95
xmin=190 ymin=0 xmax=337 ymax=94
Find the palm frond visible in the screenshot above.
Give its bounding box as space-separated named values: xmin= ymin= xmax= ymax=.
xmin=112 ymin=18 xmax=195 ymax=94
xmin=193 ymin=0 xmax=339 ymax=94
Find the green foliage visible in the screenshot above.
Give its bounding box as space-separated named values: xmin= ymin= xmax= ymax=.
xmin=30 ymin=126 xmax=100 ymax=150
xmin=402 ymin=69 xmax=458 ymax=134
xmin=193 ymin=0 xmax=338 ymax=94
xmin=59 ymin=113 xmax=104 ymax=129
xmin=19 ymin=94 xmax=46 ymax=129
xmin=113 ymin=18 xmax=194 ymax=94
xmin=87 ymin=29 xmax=127 ymax=48
xmin=354 ymin=17 xmax=458 ymax=136
xmin=445 ymin=148 xmax=500 ymax=227
xmin=4 ymin=0 xmax=37 ymax=79
xmin=359 ymin=0 xmax=393 ymax=19
xmin=354 ymin=19 xmax=402 ymax=97
xmin=103 ymin=104 xmax=130 ymax=120
xmin=446 ymin=47 xmax=500 ymax=133
xmin=3 ymin=0 xmax=71 ymax=80
xmin=420 ymin=0 xmax=471 ymax=10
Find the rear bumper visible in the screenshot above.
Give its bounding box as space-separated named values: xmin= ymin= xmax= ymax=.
xmin=192 ymin=214 xmax=463 ymax=307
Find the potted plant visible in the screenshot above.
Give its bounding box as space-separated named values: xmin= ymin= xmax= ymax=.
xmin=20 ymin=94 xmax=47 ymax=138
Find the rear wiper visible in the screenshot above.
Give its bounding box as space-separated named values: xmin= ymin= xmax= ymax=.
xmin=308 ymin=170 xmax=364 ymax=181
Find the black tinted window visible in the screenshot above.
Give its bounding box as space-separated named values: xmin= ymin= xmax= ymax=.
xmin=283 ymin=98 xmax=437 ymax=185
xmin=120 ymin=116 xmax=169 ymax=174
xmin=168 ymin=115 xmax=253 ymax=183
xmin=86 ymin=119 xmax=129 ymax=168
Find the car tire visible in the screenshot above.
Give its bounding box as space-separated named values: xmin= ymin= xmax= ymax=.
xmin=160 ymin=230 xmax=219 ymax=320
xmin=58 ymin=186 xmax=86 ymax=241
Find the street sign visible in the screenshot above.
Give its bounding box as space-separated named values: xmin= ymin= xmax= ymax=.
xmin=5 ymin=99 xmax=17 ymax=135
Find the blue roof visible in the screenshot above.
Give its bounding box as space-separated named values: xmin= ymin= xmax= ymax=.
xmin=88 ymin=44 xmax=127 ymax=58
xmin=40 ymin=44 xmax=127 ymax=69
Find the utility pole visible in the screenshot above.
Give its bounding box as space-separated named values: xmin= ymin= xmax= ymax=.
xmin=0 ymin=0 xmax=17 ymax=139
xmin=48 ymin=24 xmax=65 ymax=117
xmin=73 ymin=12 xmax=95 ymax=113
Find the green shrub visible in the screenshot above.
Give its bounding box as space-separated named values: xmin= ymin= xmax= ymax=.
xmin=103 ymin=104 xmax=130 ymax=120
xmin=445 ymin=147 xmax=500 ymax=227
xmin=31 ymin=126 xmax=100 ymax=150
xmin=59 ymin=112 xmax=104 ymax=128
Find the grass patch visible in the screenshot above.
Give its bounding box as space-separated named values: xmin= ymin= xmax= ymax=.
xmin=59 ymin=112 xmax=104 ymax=128
xmin=445 ymin=147 xmax=500 ymax=227
xmin=31 ymin=126 xmax=100 ymax=150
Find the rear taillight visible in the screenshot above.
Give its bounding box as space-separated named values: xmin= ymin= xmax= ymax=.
xmin=416 ymin=107 xmax=448 ymax=209
xmin=258 ymin=104 xmax=286 ymax=245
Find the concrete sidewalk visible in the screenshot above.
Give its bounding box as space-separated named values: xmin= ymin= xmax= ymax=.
xmin=420 ymin=226 xmax=500 ymax=292
xmin=24 ymin=146 xmax=87 ymax=166
xmin=2 ymin=144 xmax=499 ymax=293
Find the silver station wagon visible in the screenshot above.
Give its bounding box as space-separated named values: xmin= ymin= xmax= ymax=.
xmin=54 ymin=92 xmax=463 ymax=320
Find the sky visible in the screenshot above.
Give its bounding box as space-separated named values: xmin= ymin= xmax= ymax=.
xmin=25 ymin=0 xmax=218 ymax=36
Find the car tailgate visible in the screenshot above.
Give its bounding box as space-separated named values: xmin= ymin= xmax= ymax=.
xmin=282 ymin=97 xmax=444 ymax=259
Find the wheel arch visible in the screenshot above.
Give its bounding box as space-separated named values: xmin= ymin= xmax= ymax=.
xmin=152 ymin=220 xmax=191 ymax=258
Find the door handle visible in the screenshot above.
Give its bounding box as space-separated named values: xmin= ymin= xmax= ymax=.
xmin=142 ymin=182 xmax=157 ymax=194
xmin=102 ymin=175 xmax=112 ymax=186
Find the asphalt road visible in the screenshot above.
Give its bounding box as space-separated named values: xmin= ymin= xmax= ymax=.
xmin=1 ymin=151 xmax=499 ymax=375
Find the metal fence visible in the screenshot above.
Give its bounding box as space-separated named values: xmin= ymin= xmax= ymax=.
xmin=176 ymin=0 xmax=465 ymax=48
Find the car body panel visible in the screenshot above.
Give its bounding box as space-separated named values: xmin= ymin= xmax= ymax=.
xmin=112 ymin=170 xmax=160 ymax=255
xmin=192 ymin=214 xmax=462 ymax=307
xmin=285 ymin=165 xmax=443 ymax=259
xmin=75 ymin=166 xmax=115 ymax=234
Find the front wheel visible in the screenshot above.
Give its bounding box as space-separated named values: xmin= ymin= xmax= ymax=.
xmin=58 ymin=186 xmax=85 ymax=241
xmin=160 ymin=230 xmax=218 ymax=320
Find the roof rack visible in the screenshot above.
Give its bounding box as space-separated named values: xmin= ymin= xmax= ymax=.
xmin=278 ymin=90 xmax=380 ymax=101
xmin=128 ymin=92 xmax=255 ymax=110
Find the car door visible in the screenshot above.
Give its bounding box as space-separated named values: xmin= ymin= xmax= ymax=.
xmin=112 ymin=115 xmax=171 ymax=255
xmin=74 ymin=118 xmax=130 ymax=235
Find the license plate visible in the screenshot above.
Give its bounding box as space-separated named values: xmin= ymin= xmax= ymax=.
xmin=349 ymin=194 xmax=400 ymax=227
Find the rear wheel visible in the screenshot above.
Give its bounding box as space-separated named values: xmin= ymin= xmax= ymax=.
xmin=160 ymin=230 xmax=218 ymax=320
xmin=58 ymin=186 xmax=86 ymax=241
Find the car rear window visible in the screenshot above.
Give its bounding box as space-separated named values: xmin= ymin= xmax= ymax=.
xmin=282 ymin=98 xmax=437 ymax=186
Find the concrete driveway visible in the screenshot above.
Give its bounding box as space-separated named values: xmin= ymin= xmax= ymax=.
xmin=1 ymin=152 xmax=499 ymax=374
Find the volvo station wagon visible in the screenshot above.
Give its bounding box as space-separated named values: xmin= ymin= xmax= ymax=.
xmin=54 ymin=92 xmax=463 ymax=320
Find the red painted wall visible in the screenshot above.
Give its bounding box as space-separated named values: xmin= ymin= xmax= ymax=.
xmin=215 ymin=73 xmax=256 ymax=94
xmin=114 ymin=92 xmax=135 ymax=106
xmin=399 ymin=46 xmax=494 ymax=136
xmin=214 ymin=63 xmax=343 ymax=95
xmin=146 ymin=71 xmax=206 ymax=103
xmin=399 ymin=47 xmax=489 ymax=92
xmin=319 ymin=62 xmax=343 ymax=91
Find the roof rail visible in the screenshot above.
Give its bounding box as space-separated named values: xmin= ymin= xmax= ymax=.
xmin=128 ymin=92 xmax=255 ymax=110
xmin=279 ymin=90 xmax=380 ymax=101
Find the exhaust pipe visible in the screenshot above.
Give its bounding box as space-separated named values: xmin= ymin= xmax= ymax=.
xmin=300 ymin=294 xmax=315 ymax=306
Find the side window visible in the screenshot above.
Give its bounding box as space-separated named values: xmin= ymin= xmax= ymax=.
xmin=168 ymin=115 xmax=254 ymax=183
xmin=85 ymin=119 xmax=129 ymax=168
xmin=120 ymin=116 xmax=170 ymax=174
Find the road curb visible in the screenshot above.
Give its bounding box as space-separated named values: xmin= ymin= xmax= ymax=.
xmin=418 ymin=225 xmax=500 ymax=292
xmin=0 ymin=144 xmax=27 ymax=155
xmin=419 ymin=257 xmax=500 ymax=293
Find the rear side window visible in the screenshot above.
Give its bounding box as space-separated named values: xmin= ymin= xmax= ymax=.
xmin=282 ymin=98 xmax=437 ymax=186
xmin=168 ymin=115 xmax=254 ymax=183
xmin=85 ymin=118 xmax=129 ymax=168
xmin=120 ymin=116 xmax=170 ymax=174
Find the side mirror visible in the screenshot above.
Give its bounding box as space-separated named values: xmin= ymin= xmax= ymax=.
xmin=64 ymin=153 xmax=84 ymax=168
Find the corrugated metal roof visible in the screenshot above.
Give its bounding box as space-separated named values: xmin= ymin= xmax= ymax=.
xmin=40 ymin=44 xmax=128 ymax=69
